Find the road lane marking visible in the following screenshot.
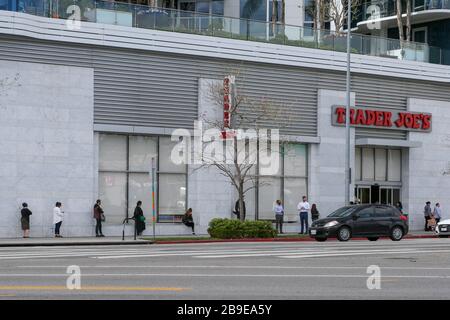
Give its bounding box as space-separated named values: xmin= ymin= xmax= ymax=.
xmin=12 ymin=265 xmax=450 ymax=270
xmin=0 ymin=285 xmax=189 ymax=292
xmin=278 ymin=249 xmax=450 ymax=259
xmin=0 ymin=273 xmax=449 ymax=279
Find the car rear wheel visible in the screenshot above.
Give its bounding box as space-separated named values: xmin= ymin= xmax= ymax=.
xmin=367 ymin=237 xmax=379 ymax=241
xmin=337 ymin=227 xmax=351 ymax=241
xmin=390 ymin=226 xmax=404 ymax=241
xmin=315 ymin=237 xmax=327 ymax=242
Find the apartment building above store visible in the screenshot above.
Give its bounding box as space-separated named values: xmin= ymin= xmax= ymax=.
xmin=357 ymin=0 xmax=450 ymax=64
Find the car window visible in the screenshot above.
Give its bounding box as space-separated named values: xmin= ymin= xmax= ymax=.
xmin=357 ymin=207 xmax=373 ymax=218
xmin=328 ymin=206 xmax=355 ymax=218
xmin=374 ymin=206 xmax=394 ymax=218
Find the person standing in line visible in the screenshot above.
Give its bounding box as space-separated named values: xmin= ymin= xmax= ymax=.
xmin=424 ymin=201 xmax=432 ymax=231
xmin=133 ymin=201 xmax=146 ymax=236
xmin=433 ymin=203 xmax=442 ymax=224
xmin=93 ymin=199 xmax=105 ymax=237
xmin=53 ymin=202 xmax=64 ymax=238
xmin=395 ymin=201 xmax=403 ymax=214
xmin=20 ymin=203 xmax=32 ymax=238
xmin=311 ymin=204 xmax=320 ymax=221
xmin=297 ymin=195 xmax=310 ymax=234
xmin=182 ymin=208 xmax=195 ymax=235
xmin=233 ymin=199 xmax=246 ymax=220
xmin=274 ymin=200 xmax=284 ymax=234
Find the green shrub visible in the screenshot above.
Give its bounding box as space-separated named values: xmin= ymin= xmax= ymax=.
xmin=208 ymin=218 xmax=277 ymax=239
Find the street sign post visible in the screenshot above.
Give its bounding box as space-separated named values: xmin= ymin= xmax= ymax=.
xmin=151 ymin=157 xmax=156 ymax=241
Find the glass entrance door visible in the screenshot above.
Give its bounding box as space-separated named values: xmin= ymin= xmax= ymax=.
xmin=355 ymin=186 xmax=371 ymax=204
xmin=380 ymin=187 xmax=400 ymax=205
xmin=355 ymin=186 xmax=400 ymax=205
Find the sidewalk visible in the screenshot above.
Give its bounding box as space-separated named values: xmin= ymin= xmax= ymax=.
xmin=0 ymin=236 xmax=153 ymax=247
xmin=0 ymin=231 xmax=438 ymax=247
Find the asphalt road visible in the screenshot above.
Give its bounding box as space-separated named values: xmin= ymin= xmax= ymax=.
xmin=0 ymin=238 xmax=450 ymax=299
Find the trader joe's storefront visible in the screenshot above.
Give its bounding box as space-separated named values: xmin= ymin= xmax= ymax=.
xmin=332 ymin=106 xmax=433 ymax=207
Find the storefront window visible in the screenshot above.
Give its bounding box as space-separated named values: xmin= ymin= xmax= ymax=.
xmin=362 ymin=148 xmax=375 ymax=180
xmin=99 ymin=134 xmax=187 ymax=224
xmin=388 ymin=149 xmax=402 ymax=182
xmin=99 ymin=134 xmax=127 ymax=171
xmin=99 ymin=172 xmax=127 ymax=224
xmin=375 ymin=148 xmax=387 ymax=181
xmin=256 ymin=143 xmax=308 ymax=221
xmin=284 ymin=177 xmax=307 ymax=221
xmin=258 ymin=177 xmax=282 ymax=220
xmin=355 ymin=147 xmax=402 ymax=183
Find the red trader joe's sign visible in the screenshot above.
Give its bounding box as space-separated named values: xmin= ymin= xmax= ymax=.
xmin=331 ymin=106 xmax=432 ymax=132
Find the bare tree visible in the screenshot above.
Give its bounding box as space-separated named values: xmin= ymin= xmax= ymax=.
xmin=396 ymin=0 xmax=412 ymax=54
xmin=195 ymin=74 xmax=292 ymax=222
xmin=396 ymin=0 xmax=405 ymax=44
xmin=327 ymin=0 xmax=361 ymax=35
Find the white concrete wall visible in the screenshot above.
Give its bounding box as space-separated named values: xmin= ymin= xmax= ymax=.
xmin=0 ymin=60 xmax=95 ymax=238
xmin=405 ymin=98 xmax=450 ymax=231
xmin=187 ymin=78 xmax=236 ymax=234
xmin=285 ymin=0 xmax=303 ymax=26
xmin=224 ymin=0 xmax=241 ymax=34
xmin=309 ymin=89 xmax=355 ymax=217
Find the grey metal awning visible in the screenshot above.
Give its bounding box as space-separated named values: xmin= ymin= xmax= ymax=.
xmin=355 ymin=138 xmax=422 ymax=148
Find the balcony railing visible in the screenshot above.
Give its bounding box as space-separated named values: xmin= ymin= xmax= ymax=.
xmin=362 ymin=0 xmax=450 ymax=21
xmin=6 ymin=0 xmax=450 ymax=65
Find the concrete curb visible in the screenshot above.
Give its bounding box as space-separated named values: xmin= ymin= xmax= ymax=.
xmin=0 ymin=240 xmax=153 ymax=247
xmin=155 ymin=234 xmax=438 ymax=244
xmin=0 ymin=234 xmax=438 ymax=247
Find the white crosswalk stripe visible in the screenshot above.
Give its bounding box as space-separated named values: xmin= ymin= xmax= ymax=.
xmin=0 ymin=239 xmax=448 ymax=260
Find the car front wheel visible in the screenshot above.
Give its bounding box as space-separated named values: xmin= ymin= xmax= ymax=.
xmin=390 ymin=226 xmax=404 ymax=241
xmin=337 ymin=226 xmax=351 ymax=241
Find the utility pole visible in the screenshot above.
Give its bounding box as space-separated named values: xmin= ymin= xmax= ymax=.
xmin=345 ymin=0 xmax=352 ymax=205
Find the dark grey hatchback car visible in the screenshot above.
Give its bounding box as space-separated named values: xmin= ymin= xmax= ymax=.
xmin=309 ymin=204 xmax=409 ymax=242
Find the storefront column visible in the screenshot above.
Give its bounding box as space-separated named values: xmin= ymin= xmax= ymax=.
xmin=309 ymin=89 xmax=356 ymax=216
xmin=405 ymin=98 xmax=450 ymax=231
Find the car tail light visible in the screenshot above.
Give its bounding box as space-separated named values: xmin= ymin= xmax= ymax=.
xmin=400 ymin=215 xmax=408 ymax=221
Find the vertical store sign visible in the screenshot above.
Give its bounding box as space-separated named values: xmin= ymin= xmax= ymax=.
xmin=222 ymin=75 xmax=235 ymax=139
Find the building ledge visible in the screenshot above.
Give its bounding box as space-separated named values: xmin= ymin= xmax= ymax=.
xmin=355 ymin=138 xmax=422 ymax=148
xmin=356 ymin=9 xmax=450 ymax=34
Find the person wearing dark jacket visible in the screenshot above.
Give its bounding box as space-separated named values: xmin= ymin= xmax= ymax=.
xmin=233 ymin=200 xmax=246 ymax=220
xmin=93 ymin=199 xmax=105 ymax=237
xmin=133 ymin=201 xmax=146 ymax=236
xmin=311 ymin=204 xmax=320 ymax=221
xmin=182 ymin=208 xmax=195 ymax=235
xmin=20 ymin=203 xmax=32 ymax=238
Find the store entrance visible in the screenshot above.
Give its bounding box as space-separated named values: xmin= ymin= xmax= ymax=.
xmin=355 ymin=186 xmax=400 ymax=205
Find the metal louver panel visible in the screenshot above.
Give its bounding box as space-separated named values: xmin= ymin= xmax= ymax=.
xmin=356 ymin=128 xmax=408 ymax=140
xmin=0 ymin=35 xmax=449 ymax=138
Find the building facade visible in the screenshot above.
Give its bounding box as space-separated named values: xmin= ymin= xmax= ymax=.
xmin=0 ymin=5 xmax=450 ymax=238
xmin=357 ymin=0 xmax=450 ymax=65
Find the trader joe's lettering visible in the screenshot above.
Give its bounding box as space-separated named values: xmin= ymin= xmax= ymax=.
xmin=332 ymin=106 xmax=432 ymax=132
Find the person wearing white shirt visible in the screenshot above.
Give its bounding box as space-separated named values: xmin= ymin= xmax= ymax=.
xmin=434 ymin=203 xmax=442 ymax=224
xmin=273 ymin=200 xmax=284 ymax=234
xmin=53 ymin=202 xmax=64 ymax=238
xmin=297 ymin=195 xmax=310 ymax=234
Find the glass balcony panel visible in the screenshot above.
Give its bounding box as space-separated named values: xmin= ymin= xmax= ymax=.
xmin=7 ymin=0 xmax=447 ymax=66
